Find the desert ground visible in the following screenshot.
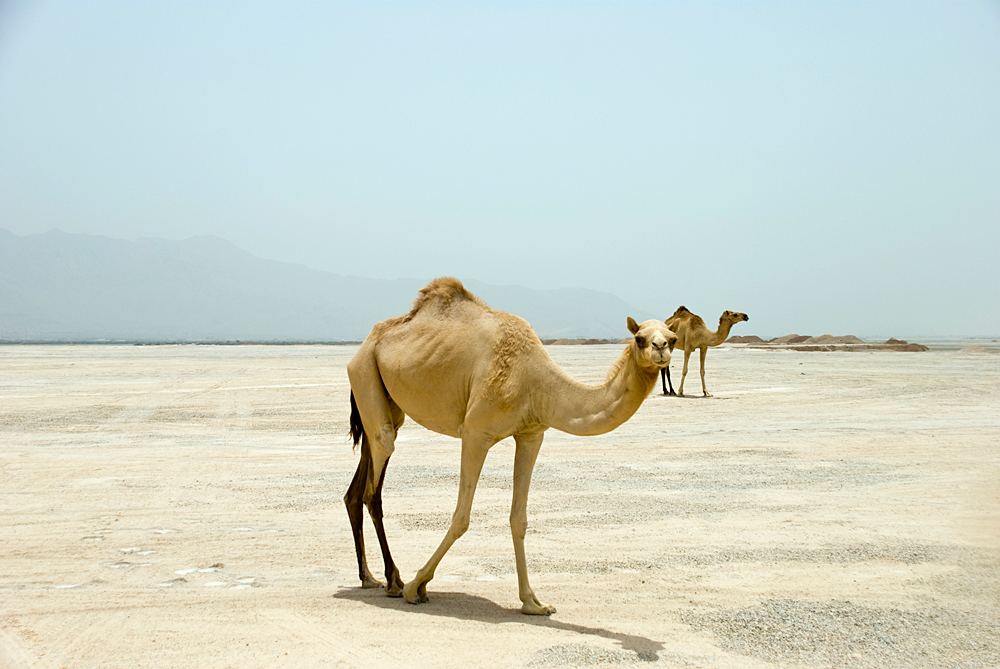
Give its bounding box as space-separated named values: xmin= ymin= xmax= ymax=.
xmin=1 ymin=343 xmax=998 ymax=668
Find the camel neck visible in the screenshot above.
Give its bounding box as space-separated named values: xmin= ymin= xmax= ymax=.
xmin=709 ymin=321 xmax=735 ymax=346
xmin=536 ymin=348 xmax=658 ymax=437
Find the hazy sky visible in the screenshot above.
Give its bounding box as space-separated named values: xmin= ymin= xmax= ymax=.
xmin=1 ymin=1 xmax=998 ymax=338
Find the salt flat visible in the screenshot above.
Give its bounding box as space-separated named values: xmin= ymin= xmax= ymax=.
xmin=1 ymin=344 xmax=998 ymax=668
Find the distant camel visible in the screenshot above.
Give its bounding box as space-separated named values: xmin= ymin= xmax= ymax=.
xmin=662 ymin=306 xmax=748 ymax=397
xmin=344 ymin=277 xmax=676 ymax=614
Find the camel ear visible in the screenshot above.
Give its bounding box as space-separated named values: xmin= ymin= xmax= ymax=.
xmin=627 ymin=317 xmax=640 ymax=335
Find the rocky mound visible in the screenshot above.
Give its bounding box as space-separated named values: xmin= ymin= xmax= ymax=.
xmin=725 ymin=334 xmax=929 ymax=352
xmin=727 ymin=335 xmax=766 ymax=344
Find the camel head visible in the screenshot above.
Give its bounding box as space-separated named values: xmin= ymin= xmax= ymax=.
xmin=721 ymin=311 xmax=749 ymax=325
xmin=627 ymin=317 xmax=677 ymax=370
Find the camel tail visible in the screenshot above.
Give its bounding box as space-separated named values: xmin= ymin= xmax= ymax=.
xmin=349 ymin=391 xmax=364 ymax=450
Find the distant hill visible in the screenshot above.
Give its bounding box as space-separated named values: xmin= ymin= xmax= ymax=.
xmin=0 ymin=229 xmax=655 ymax=342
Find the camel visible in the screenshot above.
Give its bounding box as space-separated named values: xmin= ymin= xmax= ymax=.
xmin=344 ymin=277 xmax=676 ymax=615
xmin=661 ymin=306 xmax=748 ymax=397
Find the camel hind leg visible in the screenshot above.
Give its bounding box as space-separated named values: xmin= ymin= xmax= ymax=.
xmin=661 ymin=367 xmax=676 ymax=396
xmin=344 ymin=388 xmax=405 ymax=596
xmin=366 ymin=445 xmax=404 ymax=596
xmin=344 ymin=429 xmax=382 ymax=589
xmin=678 ymin=349 xmax=693 ymax=396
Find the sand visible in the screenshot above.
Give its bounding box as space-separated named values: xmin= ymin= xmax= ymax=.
xmin=1 ymin=343 xmax=997 ymax=668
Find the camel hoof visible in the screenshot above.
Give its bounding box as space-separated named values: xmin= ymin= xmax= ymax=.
xmin=386 ymin=575 xmax=405 ymax=598
xmin=402 ymin=581 xmax=428 ymax=604
xmin=361 ymin=576 xmax=384 ymax=589
xmin=521 ymin=602 xmax=556 ymax=616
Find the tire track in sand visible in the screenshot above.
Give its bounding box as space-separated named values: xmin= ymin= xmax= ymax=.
xmin=265 ymin=609 xmax=397 ymax=668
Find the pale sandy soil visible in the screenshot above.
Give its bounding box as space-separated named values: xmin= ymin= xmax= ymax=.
xmin=1 ymin=344 xmax=998 ymax=668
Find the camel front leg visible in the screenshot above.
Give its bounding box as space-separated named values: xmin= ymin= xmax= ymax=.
xmin=699 ymin=347 xmax=712 ymax=397
xmin=511 ymin=431 xmax=554 ymax=615
xmin=403 ymin=434 xmax=492 ymax=605
xmin=678 ymin=349 xmax=692 ymax=396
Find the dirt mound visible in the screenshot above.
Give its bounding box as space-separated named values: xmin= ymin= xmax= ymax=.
xmin=769 ymin=334 xmax=810 ymax=344
xmin=806 ymin=334 xmax=866 ymax=345
xmin=883 ymin=338 xmax=930 ymax=352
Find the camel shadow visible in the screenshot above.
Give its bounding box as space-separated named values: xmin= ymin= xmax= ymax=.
xmin=660 ymin=394 xmax=712 ymax=400
xmin=333 ymin=586 xmax=663 ymax=662
xmin=659 ymin=393 xmax=729 ymax=400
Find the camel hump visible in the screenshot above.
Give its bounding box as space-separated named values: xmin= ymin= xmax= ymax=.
xmin=411 ymin=277 xmax=486 ymax=314
xmin=669 ymin=305 xmax=690 ymax=318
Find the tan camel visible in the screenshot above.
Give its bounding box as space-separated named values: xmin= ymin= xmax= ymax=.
xmin=344 ymin=277 xmax=676 ymax=615
xmin=661 ymin=306 xmax=748 ymax=397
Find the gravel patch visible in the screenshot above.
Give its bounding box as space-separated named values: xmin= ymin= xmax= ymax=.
xmin=682 ymin=598 xmax=1000 ymax=668
xmin=665 ymin=542 xmax=958 ymax=567
xmin=527 ymin=642 xmax=648 ymax=665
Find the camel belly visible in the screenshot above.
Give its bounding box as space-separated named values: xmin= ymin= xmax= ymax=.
xmin=378 ymin=371 xmax=471 ymax=439
xmin=404 ymin=413 xmax=463 ymax=439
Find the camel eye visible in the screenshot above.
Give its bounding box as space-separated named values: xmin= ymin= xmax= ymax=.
xmin=635 ymin=336 xmax=647 ymax=348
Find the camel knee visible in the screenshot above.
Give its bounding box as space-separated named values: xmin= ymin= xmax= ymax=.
xmin=451 ymin=521 xmax=470 ymax=539
xmin=449 ymin=514 xmax=471 ymax=538
xmin=510 ymin=515 xmax=527 ymax=541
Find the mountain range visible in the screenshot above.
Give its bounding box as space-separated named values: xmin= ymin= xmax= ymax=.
xmin=0 ymin=229 xmax=655 ymax=342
